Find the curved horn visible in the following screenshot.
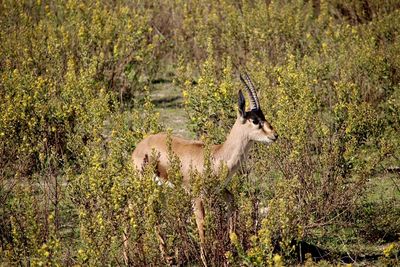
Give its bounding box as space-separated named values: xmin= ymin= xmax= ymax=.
xmin=240 ymin=72 xmax=260 ymax=110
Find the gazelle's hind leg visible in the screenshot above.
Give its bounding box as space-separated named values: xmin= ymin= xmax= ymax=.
xmin=155 ymin=225 xmax=176 ymax=265
xmin=140 ymin=154 xmax=176 ymax=265
xmin=193 ymin=197 xmax=207 ymax=267
xmin=122 ymin=226 xmax=130 ymax=265
xmin=123 ymin=155 xmax=148 ymax=265
xmin=123 ymin=202 xmax=133 ymax=265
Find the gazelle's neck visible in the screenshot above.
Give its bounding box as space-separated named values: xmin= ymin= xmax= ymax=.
xmin=214 ymin=118 xmax=253 ymax=176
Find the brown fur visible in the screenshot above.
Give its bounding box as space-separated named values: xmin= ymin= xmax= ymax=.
xmin=132 ymin=115 xmax=276 ymax=185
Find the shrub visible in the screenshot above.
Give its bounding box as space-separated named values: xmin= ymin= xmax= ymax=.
xmin=1 ymin=0 xmax=399 ymax=265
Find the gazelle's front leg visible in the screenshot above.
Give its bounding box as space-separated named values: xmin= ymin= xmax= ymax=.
xmin=193 ymin=197 xmax=207 ymax=267
xmin=222 ymin=188 xmax=237 ymax=234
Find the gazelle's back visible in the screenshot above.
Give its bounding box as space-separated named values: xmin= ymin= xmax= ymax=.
xmin=132 ymin=133 xmax=205 ymax=181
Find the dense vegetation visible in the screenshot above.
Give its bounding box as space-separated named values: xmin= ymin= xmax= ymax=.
xmin=1 ymin=0 xmax=399 ymax=265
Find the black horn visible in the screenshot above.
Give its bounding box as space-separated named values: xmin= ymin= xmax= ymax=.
xmin=240 ymin=72 xmax=260 ymax=110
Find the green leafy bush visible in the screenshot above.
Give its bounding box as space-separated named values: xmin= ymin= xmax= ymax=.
xmin=1 ymin=0 xmax=399 ymax=266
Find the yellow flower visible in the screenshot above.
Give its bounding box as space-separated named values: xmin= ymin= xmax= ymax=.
xmin=225 ymin=251 xmax=233 ymax=261
xmin=78 ymin=25 xmax=85 ymax=38
xmin=383 ymin=243 xmax=396 ymax=257
xmin=229 ymin=232 xmax=238 ymax=246
xmin=272 ymin=254 xmax=283 ymax=266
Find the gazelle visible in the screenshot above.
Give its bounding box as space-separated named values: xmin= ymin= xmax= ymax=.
xmin=130 ymin=73 xmax=278 ymax=266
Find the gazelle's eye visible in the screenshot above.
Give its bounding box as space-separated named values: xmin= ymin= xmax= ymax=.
xmin=252 ymin=119 xmax=259 ymax=125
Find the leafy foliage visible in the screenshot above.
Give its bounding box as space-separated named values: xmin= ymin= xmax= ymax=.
xmin=1 ymin=0 xmax=399 ymax=266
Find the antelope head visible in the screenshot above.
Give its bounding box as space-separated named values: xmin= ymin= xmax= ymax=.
xmin=238 ymin=73 xmax=278 ymax=144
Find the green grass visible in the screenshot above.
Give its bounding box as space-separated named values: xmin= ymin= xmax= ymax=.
xmin=365 ymin=173 xmax=400 ymax=203
xmin=151 ymin=78 xmax=191 ymax=138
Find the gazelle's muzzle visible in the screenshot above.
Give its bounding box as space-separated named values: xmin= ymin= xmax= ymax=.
xmin=269 ymin=132 xmax=278 ymax=141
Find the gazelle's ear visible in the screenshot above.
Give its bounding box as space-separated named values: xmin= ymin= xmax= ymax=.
xmin=238 ymin=90 xmax=246 ymax=120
